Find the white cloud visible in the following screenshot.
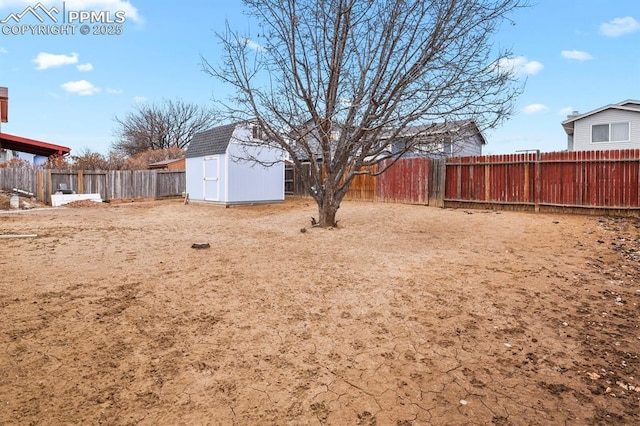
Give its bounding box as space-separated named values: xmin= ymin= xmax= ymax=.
xmin=0 ymin=47 xmax=8 ymax=54
xmin=561 ymin=50 xmax=593 ymax=61
xmin=33 ymin=52 xmax=78 ymax=70
xmin=522 ymin=104 xmax=549 ymax=115
xmin=106 ymin=88 xmax=123 ymax=94
xmin=600 ymin=16 xmax=640 ymax=37
xmin=522 ymin=60 xmax=544 ymax=75
xmin=77 ymin=63 xmax=93 ymax=71
xmin=133 ymin=96 xmax=147 ymax=103
xmin=0 ymin=0 xmax=143 ymax=24
xmin=495 ymin=56 xmax=543 ymax=76
xmin=61 ymin=80 xmax=100 ymax=95
xmin=240 ymin=37 xmax=264 ymax=52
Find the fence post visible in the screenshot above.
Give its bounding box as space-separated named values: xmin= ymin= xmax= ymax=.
xmin=77 ymin=170 xmax=84 ymax=194
xmin=454 ymin=160 xmax=462 ymax=200
xmin=534 ymin=150 xmax=541 ymax=212
xmin=428 ymin=158 xmax=446 ymax=207
xmin=484 ymin=160 xmax=490 ymax=202
xmin=36 ymin=169 xmax=44 ymax=202
xmin=152 ymin=170 xmax=158 ymax=199
xmin=46 ymin=169 xmax=52 ymax=205
xmin=523 ymin=156 xmax=530 ymax=203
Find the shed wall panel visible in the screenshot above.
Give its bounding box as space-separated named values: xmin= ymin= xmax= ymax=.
xmin=226 ymin=143 xmax=284 ymax=203
xmin=186 ymin=157 xmax=205 ymax=201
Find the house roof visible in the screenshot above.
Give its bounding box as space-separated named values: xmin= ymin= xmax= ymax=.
xmin=185 ymin=123 xmax=237 ymax=158
xmin=148 ymin=158 xmax=185 ymax=169
xmin=0 ymin=132 xmax=71 ymax=157
xmin=401 ymin=120 xmax=486 ymax=144
xmin=561 ymin=100 xmax=640 ymax=135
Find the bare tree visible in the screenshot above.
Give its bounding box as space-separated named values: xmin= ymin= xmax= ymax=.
xmin=71 ymin=148 xmax=109 ymax=170
xmin=112 ymin=99 xmax=216 ymax=156
xmin=203 ymin=0 xmax=526 ymax=227
xmin=122 ymin=147 xmax=186 ymax=170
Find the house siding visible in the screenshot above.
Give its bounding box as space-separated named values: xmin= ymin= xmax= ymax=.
xmin=572 ymin=109 xmax=640 ymax=151
xmin=453 ymin=132 xmax=483 ymax=157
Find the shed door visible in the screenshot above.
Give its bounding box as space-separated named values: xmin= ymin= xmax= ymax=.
xmin=203 ymin=156 xmax=220 ymax=201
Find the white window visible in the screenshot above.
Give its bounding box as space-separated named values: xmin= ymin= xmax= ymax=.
xmin=443 ymin=141 xmax=453 ymax=155
xmin=252 ymin=125 xmax=264 ymax=140
xmin=611 ymin=122 xmax=629 ymax=141
xmin=591 ymin=122 xmax=630 ymax=143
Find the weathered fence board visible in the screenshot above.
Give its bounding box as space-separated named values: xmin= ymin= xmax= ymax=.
xmin=286 ymin=163 xmax=378 ymax=201
xmin=79 ymin=171 xmax=108 ymax=196
xmin=377 ymin=158 xmax=429 ymax=204
xmin=444 ymin=149 xmax=640 ymax=211
xmin=156 ymin=170 xmax=186 ymax=198
xmin=428 ymin=159 xmax=446 ymax=207
xmin=0 ymin=169 xmax=185 ymax=204
xmin=344 ymin=166 xmax=376 ymax=201
xmin=0 ymin=167 xmax=36 ymax=195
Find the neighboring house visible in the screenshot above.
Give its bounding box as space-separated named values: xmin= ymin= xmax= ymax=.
xmin=383 ymin=120 xmax=486 ymax=158
xmin=147 ymin=158 xmax=185 ymax=170
xmin=0 ymin=148 xmax=14 ymax=163
xmin=0 ymin=132 xmax=71 ymax=164
xmin=288 ymin=119 xmax=486 ymax=162
xmin=286 ymin=118 xmax=341 ymax=162
xmin=185 ymin=122 xmax=284 ymax=205
xmin=561 ymin=100 xmax=640 ymax=151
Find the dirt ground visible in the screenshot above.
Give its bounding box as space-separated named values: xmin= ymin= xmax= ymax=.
xmin=0 ymin=192 xmax=639 ymax=425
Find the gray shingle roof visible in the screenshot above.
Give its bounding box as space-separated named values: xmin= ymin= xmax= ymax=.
xmin=186 ymin=123 xmax=237 ymax=158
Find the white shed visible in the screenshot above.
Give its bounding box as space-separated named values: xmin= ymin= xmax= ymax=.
xmin=185 ymin=122 xmax=284 ymax=205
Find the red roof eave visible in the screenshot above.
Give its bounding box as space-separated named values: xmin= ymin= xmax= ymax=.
xmin=0 ymin=132 xmax=71 ymax=157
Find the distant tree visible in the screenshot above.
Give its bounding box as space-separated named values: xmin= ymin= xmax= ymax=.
xmin=112 ymin=99 xmax=216 ymax=156
xmin=203 ymin=0 xmax=526 ymax=227
xmin=122 ymin=147 xmax=185 ymax=170
xmin=105 ymin=151 xmax=128 ymax=170
xmin=0 ymin=157 xmax=31 ymax=169
xmin=40 ymin=148 xmax=185 ymax=171
xmin=71 ymin=148 xmax=109 ymax=170
xmin=43 ymin=155 xmax=72 ymax=170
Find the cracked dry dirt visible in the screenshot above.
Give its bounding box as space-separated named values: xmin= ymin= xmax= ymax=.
xmin=1 ymin=197 xmax=639 ymax=425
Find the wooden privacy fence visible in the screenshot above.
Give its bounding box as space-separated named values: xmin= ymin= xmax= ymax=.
xmin=3 ymin=150 xmax=640 ymax=214
xmin=289 ymin=149 xmax=640 ymax=214
xmin=287 ymin=158 xmax=437 ymax=205
xmin=376 ymin=158 xmax=429 ymax=204
xmin=0 ymin=169 xmax=185 ymax=204
xmin=445 ymin=150 xmax=640 ymax=212
xmin=0 ymin=167 xmax=37 ymax=195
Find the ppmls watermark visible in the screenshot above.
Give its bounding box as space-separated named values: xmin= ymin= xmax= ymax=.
xmin=1 ymin=2 xmax=127 ymax=36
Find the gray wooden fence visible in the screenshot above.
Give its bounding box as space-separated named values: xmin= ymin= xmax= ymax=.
xmin=0 ymin=169 xmax=185 ymax=204
xmin=0 ymin=167 xmax=38 ymax=195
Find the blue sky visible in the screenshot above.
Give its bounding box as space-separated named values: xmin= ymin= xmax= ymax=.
xmin=0 ymin=0 xmax=639 ymax=158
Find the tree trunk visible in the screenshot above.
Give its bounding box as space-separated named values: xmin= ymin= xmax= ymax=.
xmin=316 ymin=182 xmax=341 ymax=228
xmin=318 ymin=200 xmax=338 ymax=228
